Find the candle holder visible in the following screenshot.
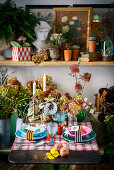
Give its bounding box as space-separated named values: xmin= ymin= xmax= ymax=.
xmin=28 ymin=100 xmax=39 ymax=122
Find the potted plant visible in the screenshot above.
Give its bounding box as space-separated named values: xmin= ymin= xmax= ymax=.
xmin=71 ymin=45 xmax=80 ymax=60
xmin=104 ymin=115 xmax=114 ymax=155
xmin=64 ymin=47 xmax=72 ymax=61
xmin=0 ymin=95 xmax=15 ymax=148
xmin=0 ymin=0 xmax=39 ymax=44
xmin=11 ymin=36 xmax=31 ymax=61
xmin=88 ymin=37 xmax=96 ymax=53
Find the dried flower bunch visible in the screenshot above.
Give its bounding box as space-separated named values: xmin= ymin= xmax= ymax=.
xmin=32 ymin=50 xmax=48 ymax=63
xmin=0 ymin=74 xmax=31 ymax=119
xmin=11 ymin=36 xmax=30 ymax=47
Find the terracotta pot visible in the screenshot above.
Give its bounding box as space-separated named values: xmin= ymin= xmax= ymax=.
xmin=88 ymin=40 xmax=96 ymax=52
xmin=72 ymin=49 xmax=80 ymax=60
xmin=64 ymin=50 xmax=72 ymax=61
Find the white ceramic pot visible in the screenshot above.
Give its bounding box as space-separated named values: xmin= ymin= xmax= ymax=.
xmin=16 ymin=118 xmax=23 ymax=132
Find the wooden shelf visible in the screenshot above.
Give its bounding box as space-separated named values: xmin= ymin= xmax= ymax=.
xmin=0 ymin=60 xmax=114 ymax=66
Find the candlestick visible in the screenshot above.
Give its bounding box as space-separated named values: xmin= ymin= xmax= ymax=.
xmin=43 ymin=73 xmax=46 ymax=92
xmin=33 ymin=81 xmax=36 ymax=96
xmin=103 ymin=41 xmax=106 ymax=55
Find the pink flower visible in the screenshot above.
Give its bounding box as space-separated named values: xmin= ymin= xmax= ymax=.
xmin=18 ymin=36 xmax=27 ymax=41
xmin=75 ymin=83 xmax=82 ymax=91
xmin=82 ymin=73 xmax=91 ymax=82
xmin=76 ymin=99 xmax=83 ymax=105
xmin=70 ymin=64 xmax=79 ymax=74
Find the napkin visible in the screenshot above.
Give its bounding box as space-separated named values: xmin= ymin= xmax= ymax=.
xmin=75 ymin=125 xmax=82 ymax=143
xmin=26 ymin=124 xmax=35 ymax=140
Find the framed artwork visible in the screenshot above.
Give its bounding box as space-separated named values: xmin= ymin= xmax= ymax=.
xmin=53 ymin=7 xmax=92 ymax=52
xmin=25 ymin=5 xmax=68 ymax=30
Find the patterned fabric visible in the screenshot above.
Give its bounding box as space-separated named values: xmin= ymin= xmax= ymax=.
xmin=11 ymin=122 xmax=99 ymax=151
xmin=12 ymin=47 xmax=31 ymax=61
xmin=75 ymin=125 xmax=82 ymax=143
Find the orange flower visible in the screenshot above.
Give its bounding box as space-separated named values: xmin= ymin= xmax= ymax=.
xmin=82 ymin=73 xmax=91 ymax=82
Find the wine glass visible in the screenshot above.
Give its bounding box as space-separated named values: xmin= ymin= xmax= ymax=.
xmin=47 ymin=122 xmax=58 ymax=146
xmin=56 ymin=112 xmax=66 ymax=124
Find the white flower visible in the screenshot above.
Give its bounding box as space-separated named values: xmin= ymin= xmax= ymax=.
xmin=50 ymin=35 xmax=55 ymax=41
xmin=61 ymin=16 xmax=68 ymax=23
xmin=72 ymin=16 xmax=78 ymax=20
xmin=84 ymin=98 xmax=88 ymax=102
xmin=44 ymin=102 xmax=57 ymax=116
xmin=62 ymin=25 xmax=69 ymax=34
xmin=69 ymin=21 xmax=75 ymax=25
xmin=39 ymin=102 xmax=45 ymax=109
xmin=64 ymin=129 xmax=69 ymax=137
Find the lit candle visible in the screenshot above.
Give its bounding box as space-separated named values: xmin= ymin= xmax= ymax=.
xmin=103 ymin=41 xmax=106 ymax=55
xmin=33 ymin=81 xmax=36 ymax=95
xmin=43 ymin=73 xmax=46 ymax=92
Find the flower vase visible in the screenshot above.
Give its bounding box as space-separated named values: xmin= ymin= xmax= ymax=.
xmin=49 ymin=48 xmax=60 ymax=61
xmin=76 ymin=108 xmax=86 ymax=122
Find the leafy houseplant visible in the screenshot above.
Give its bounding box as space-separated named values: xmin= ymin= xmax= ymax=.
xmin=0 ymin=0 xmax=39 ymax=44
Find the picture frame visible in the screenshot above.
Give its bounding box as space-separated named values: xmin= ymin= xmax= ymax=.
xmin=25 ymin=5 xmax=68 ymax=30
xmin=53 ymin=7 xmax=92 ymax=52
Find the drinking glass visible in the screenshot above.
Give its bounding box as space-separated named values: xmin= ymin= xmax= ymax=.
xmin=56 ymin=112 xmax=66 ymax=124
xmin=47 ymin=122 xmax=58 ymax=146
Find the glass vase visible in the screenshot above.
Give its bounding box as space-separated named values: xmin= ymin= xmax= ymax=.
xmin=76 ymin=108 xmax=86 ymax=122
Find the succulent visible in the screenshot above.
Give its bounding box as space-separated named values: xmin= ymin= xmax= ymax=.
xmin=10 ymin=41 xmax=21 ymax=47
xmin=71 ymin=45 xmax=80 ymax=49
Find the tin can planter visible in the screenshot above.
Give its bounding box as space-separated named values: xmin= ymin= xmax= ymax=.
xmin=72 ymin=49 xmax=80 ymax=60
xmin=0 ymin=119 xmax=11 ymax=148
xmin=64 ymin=50 xmax=72 ymax=61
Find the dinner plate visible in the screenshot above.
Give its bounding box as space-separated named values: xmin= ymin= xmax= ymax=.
xmin=68 ymin=126 xmax=92 ymax=137
xmin=62 ymin=130 xmax=96 ymax=142
xmin=16 ymin=130 xmax=47 ymax=140
xmin=20 ymin=125 xmax=45 ymax=136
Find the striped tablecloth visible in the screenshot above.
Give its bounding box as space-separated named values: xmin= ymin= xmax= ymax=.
xmin=11 ymin=122 xmax=99 ymax=151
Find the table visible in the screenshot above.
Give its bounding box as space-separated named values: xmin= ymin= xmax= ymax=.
xmin=8 ymin=122 xmax=101 ymax=169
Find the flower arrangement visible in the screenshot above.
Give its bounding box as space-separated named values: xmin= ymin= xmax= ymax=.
xmin=11 ymin=36 xmax=30 ymax=47
xmin=32 ymin=50 xmax=48 ymax=64
xmin=50 ymin=33 xmax=63 ymax=46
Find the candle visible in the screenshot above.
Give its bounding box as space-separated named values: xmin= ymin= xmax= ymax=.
xmin=33 ymin=81 xmax=36 ymax=95
xmin=103 ymin=41 xmax=106 ymax=55
xmin=43 ymin=73 xmax=46 ymax=92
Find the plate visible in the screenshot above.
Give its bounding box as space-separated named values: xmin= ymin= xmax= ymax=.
xmin=20 ymin=125 xmax=45 ymax=136
xmin=16 ymin=130 xmax=47 ymax=140
xmin=68 ymin=126 xmax=92 ymax=137
xmin=62 ymin=130 xmax=96 ymax=143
